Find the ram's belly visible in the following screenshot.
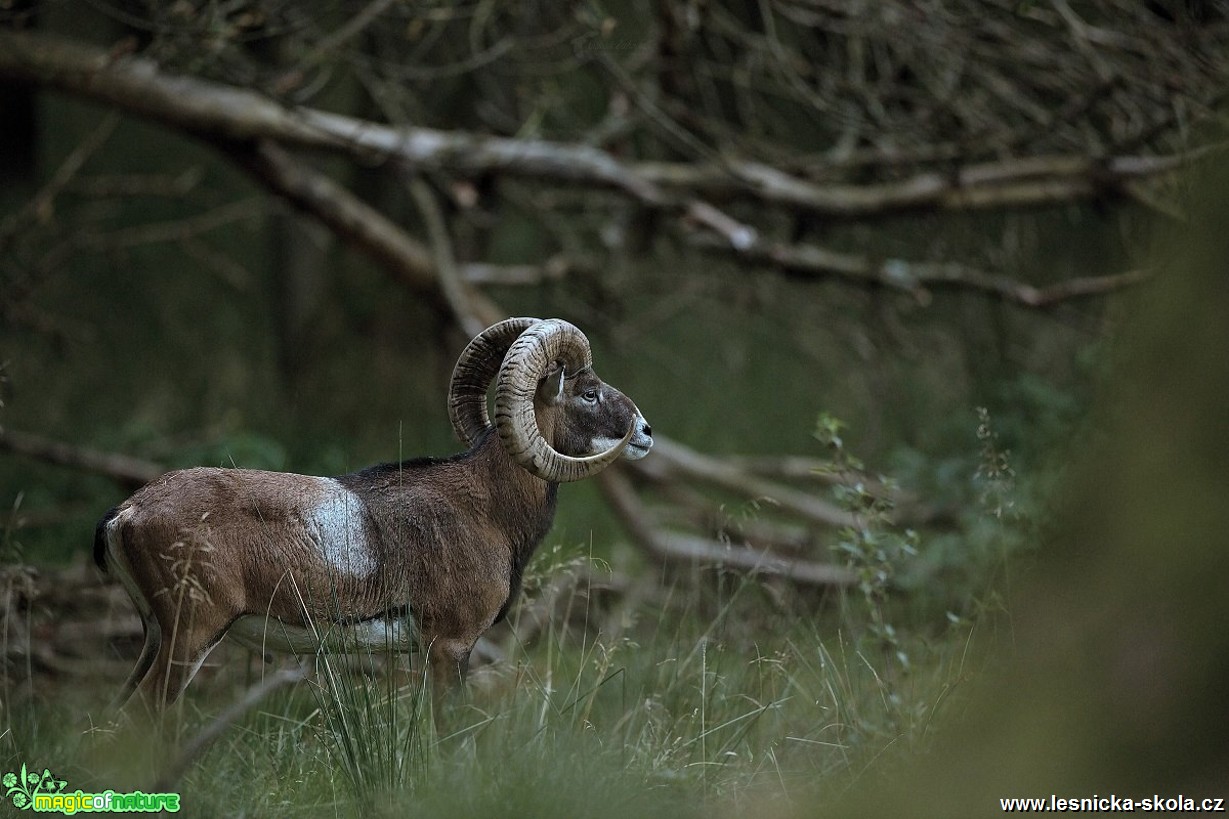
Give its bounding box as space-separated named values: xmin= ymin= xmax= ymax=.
xmin=228 ymin=613 xmax=417 ymax=654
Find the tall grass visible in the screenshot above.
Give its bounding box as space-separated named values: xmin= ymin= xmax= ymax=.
xmin=164 ymin=559 xmax=979 ymax=817
xmin=306 ymin=609 xmax=434 ymax=806
xmin=0 ymin=554 xmax=989 ymax=818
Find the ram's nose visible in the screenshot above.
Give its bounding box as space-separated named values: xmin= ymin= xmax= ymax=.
xmin=624 ymin=417 xmax=654 ymax=460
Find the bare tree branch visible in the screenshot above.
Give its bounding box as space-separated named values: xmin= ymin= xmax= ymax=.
xmin=232 ymin=140 xmax=435 ymax=294
xmin=0 ymin=28 xmax=1185 ymax=317
xmin=689 ymin=232 xmax=1152 ymax=309
xmin=66 ymin=166 xmax=204 ymax=199
xmin=459 ymin=255 xmax=579 ymax=286
xmin=641 ymin=151 xmax=1218 ymax=218
xmin=231 ymin=141 xmax=501 ymax=327
xmin=0 ymin=30 xmax=1208 ymax=223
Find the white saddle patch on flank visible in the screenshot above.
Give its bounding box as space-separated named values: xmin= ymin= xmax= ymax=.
xmin=308 ymin=478 xmax=378 ymax=577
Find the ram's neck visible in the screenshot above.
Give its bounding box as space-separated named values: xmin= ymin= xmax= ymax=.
xmin=470 ymin=428 xmax=558 ymax=560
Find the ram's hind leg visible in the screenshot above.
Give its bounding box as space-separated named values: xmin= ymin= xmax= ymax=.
xmin=135 ymin=606 xmax=233 ymax=712
xmin=103 ymin=518 xmax=166 ymax=714
xmin=112 ymin=614 xmax=161 ymax=712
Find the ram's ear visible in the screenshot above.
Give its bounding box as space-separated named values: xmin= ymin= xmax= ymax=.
xmin=538 ymin=362 xmax=566 ymax=405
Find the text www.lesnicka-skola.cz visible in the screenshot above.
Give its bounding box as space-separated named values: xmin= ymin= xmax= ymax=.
xmin=1001 ymin=795 xmax=1225 ymax=813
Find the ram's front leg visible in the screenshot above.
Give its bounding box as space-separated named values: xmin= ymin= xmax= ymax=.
xmin=422 ymin=635 xmax=474 ymax=724
xmin=427 ymin=636 xmax=474 ymax=691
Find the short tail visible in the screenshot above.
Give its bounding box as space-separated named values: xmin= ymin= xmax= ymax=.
xmin=93 ymin=506 xmax=120 ymax=574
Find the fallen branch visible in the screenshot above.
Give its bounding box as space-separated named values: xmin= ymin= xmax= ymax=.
xmin=0 ymin=28 xmax=1178 ymax=317
xmin=502 ymin=563 xmax=632 ymax=653
xmin=152 ymin=665 xmax=307 ymax=792
xmin=650 ymin=530 xmax=856 ymax=587
xmin=652 ymin=479 xmax=821 ymax=557
xmin=74 ymin=198 xmax=266 ymax=250
xmin=630 ymin=436 xmax=857 ymax=529
xmin=0 ymin=429 xmax=163 ymax=489
xmin=598 ymin=467 xmax=855 ymax=588
xmin=717 ymin=453 xmax=890 ymax=491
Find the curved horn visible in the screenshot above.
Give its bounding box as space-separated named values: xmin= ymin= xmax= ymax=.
xmin=494 ymin=319 xmax=633 ymax=483
xmin=448 ymin=317 xmax=541 ymax=446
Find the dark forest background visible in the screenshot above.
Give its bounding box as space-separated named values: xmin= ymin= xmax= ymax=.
xmin=1 ymin=2 xmax=1227 ymax=816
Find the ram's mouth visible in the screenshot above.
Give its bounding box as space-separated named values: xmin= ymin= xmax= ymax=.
xmin=623 ymin=440 xmax=653 ymax=461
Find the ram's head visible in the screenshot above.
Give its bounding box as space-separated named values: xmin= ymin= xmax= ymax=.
xmin=448 ymin=317 xmax=653 ymax=482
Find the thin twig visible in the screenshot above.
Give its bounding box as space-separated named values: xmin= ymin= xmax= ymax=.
xmin=74 ymin=199 xmax=265 ymax=249
xmin=0 ymin=111 xmax=119 ymax=250
xmin=300 ymin=0 xmax=399 ymax=67
xmin=408 ymin=176 xmax=488 ymax=338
